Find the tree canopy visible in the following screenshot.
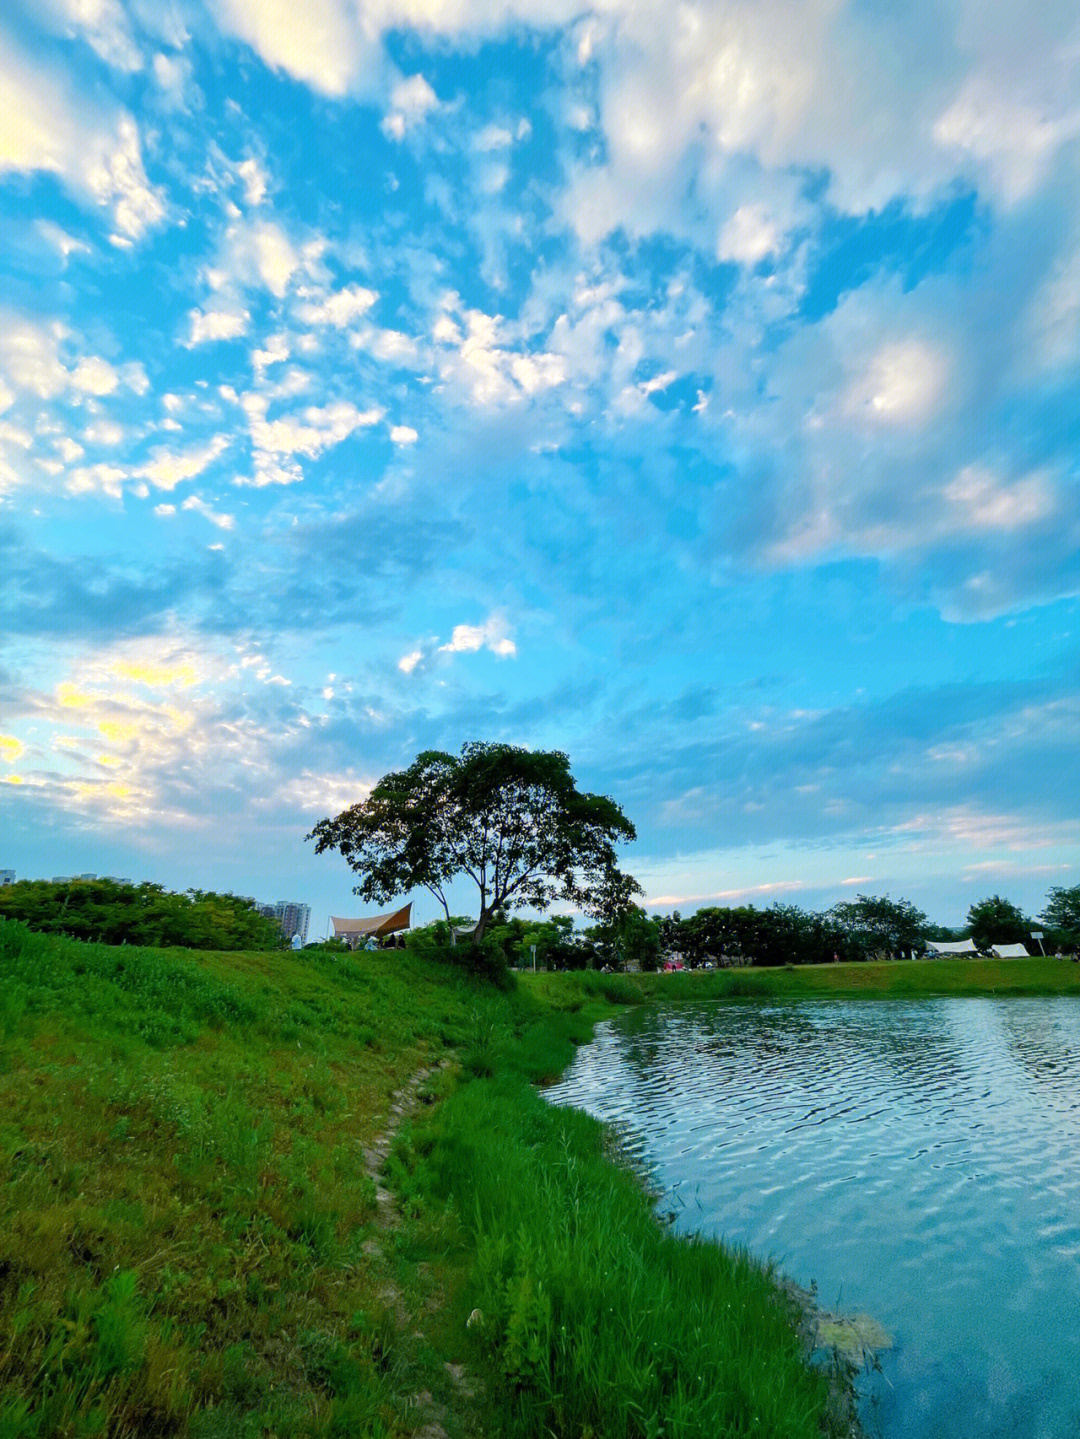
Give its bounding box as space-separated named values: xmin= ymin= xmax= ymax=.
xmin=0 ymin=879 xmax=283 ymax=951
xmin=828 ymin=894 xmax=928 ymax=960
xmin=1040 ymin=885 xmax=1080 ymax=951
xmin=966 ymin=894 xmax=1031 ymax=950
xmin=308 ymin=742 xmax=640 ymax=942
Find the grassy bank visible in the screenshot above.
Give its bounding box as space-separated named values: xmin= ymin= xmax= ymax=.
xmin=0 ymin=922 xmax=853 ymax=1439
xmin=528 ymin=953 xmax=1080 ymax=1005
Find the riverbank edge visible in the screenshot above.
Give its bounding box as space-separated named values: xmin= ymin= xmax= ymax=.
xmin=392 ymin=966 xmax=864 ymax=1439
xmin=527 ymin=953 xmax=1080 ymax=1005
xmin=0 ymin=925 xmax=865 ymax=1439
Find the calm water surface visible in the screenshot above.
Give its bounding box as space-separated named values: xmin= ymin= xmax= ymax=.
xmin=546 ymin=999 xmax=1080 ymax=1439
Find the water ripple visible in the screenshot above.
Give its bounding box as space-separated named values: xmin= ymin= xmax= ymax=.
xmin=546 ymin=998 xmax=1080 ymax=1439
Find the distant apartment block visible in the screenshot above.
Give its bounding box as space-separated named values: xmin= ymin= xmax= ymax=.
xmin=256 ymin=900 xmax=311 ymax=943
xmin=0 ymin=870 xmax=14 ymax=886
xmin=273 ymin=901 xmax=310 ymax=944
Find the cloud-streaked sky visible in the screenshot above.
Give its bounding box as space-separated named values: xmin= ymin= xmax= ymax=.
xmin=2 ymin=0 xmax=1078 ymax=932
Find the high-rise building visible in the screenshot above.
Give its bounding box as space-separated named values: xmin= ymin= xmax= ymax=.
xmin=0 ymin=870 xmax=14 ymax=886
xmin=273 ymin=901 xmax=310 ymax=944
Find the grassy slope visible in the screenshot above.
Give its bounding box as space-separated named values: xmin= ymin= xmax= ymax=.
xmin=0 ymin=929 xmax=854 ymax=1439
xmin=0 ymin=922 xmax=489 ymax=1438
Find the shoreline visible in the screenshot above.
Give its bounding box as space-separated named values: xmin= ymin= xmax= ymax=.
xmin=527 ymin=953 xmax=1080 ymax=1005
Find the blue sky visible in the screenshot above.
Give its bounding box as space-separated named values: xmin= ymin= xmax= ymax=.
xmin=2 ymin=0 xmax=1078 ymax=933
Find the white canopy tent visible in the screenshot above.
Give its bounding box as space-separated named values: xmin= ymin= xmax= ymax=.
xmin=925 ymin=938 xmax=978 ymax=956
xmin=990 ymin=942 xmax=1030 ymax=959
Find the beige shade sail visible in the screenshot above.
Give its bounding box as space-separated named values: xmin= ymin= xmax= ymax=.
xmin=331 ymin=902 xmax=412 ymax=939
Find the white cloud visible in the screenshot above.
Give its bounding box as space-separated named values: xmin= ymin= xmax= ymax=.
xmin=0 ymin=636 xmax=311 ymax=827
xmin=66 ymin=462 xmax=130 ymax=499
xmin=381 ymin=74 xmax=439 ymax=139
xmin=0 ymin=37 xmax=166 ymax=242
xmin=943 ymin=465 xmax=1056 ymax=532
xmin=435 ymin=304 xmax=568 ymax=407
xmin=253 ymin=333 xmax=290 ymax=371
xmin=933 ymin=79 xmax=1080 ymax=208
xmin=1027 ymin=242 xmax=1080 ymax=370
xmin=0 ymin=316 xmax=70 ymax=399
xmin=82 ymin=419 xmax=126 ymax=447
xmin=188 ymin=307 xmax=250 ymax=345
xmin=474 ymin=123 xmax=514 ymax=152
xmin=56 ymin=437 xmax=84 ymax=463
xmin=138 ymin=436 xmax=231 ymax=491
xmin=842 ymin=338 xmax=952 ymax=427
xmin=34 ymin=0 xmax=143 ymax=72
xmin=70 ymin=356 xmax=120 ymax=396
xmin=397 ymin=612 xmax=518 ymax=676
xmin=439 ymin=613 xmax=516 ymax=658
xmin=85 ymin=116 xmax=166 ymax=241
xmin=202 ymin=217 xmax=302 ymax=303
xmin=230 ymin=219 xmax=299 ymax=298
xmin=181 ymin=494 xmax=236 ymax=530
xmin=237 ymin=157 xmax=269 ymax=206
xmin=214 ymin=0 xmax=370 ymax=98
xmin=152 ymin=50 xmax=193 ymax=105
xmin=718 ymin=204 xmax=783 ymax=266
xmin=235 ymin=395 xmax=384 ymax=485
xmin=389 ymin=424 xmax=418 ymax=444
xmin=36 ymin=221 xmax=91 ymax=263
xmin=296 ymin=284 xmax=378 ymax=327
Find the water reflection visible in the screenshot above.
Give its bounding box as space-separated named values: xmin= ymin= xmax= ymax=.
xmin=546 ymin=999 xmax=1080 ymax=1439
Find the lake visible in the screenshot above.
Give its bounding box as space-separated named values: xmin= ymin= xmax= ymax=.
xmin=545 ymin=998 xmax=1080 ymax=1439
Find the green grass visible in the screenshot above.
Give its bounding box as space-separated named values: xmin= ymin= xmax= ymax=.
xmin=526 ymin=954 xmax=1080 ymax=1004
xmin=0 ymin=920 xmax=863 ymax=1439
xmin=393 ymin=1034 xmax=849 ymax=1439
xmin=0 ymin=920 xmax=489 ymax=1438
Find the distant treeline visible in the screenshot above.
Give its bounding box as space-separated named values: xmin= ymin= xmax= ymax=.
xmin=0 ymin=879 xmax=283 ymax=951
xmin=459 ymin=886 xmax=1080 ymax=972
xmin=4 ymin=877 xmax=1077 ymax=966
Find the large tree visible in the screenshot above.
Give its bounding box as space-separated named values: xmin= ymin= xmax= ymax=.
xmin=308 ymin=742 xmax=640 ymax=943
xmin=1040 ymin=885 xmax=1080 ymax=951
xmin=828 ymin=894 xmax=929 ymax=960
xmin=966 ymin=894 xmax=1030 ymax=950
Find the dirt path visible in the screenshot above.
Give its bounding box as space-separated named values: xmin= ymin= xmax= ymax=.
xmin=361 ymin=1060 xmax=478 ymax=1439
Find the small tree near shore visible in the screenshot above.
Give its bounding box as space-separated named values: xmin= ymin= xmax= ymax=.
xmin=308 ymin=741 xmax=640 ymax=943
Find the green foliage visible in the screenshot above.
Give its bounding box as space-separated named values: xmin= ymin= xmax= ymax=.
xmin=666 ymin=902 xmax=847 ymax=967
xmin=828 ymin=894 xmax=929 ymax=960
xmin=0 ymin=878 xmax=282 ymax=951
xmin=657 ymin=896 xmax=929 ymax=967
xmin=587 ymin=904 xmax=662 ymax=971
xmin=967 ymin=894 xmax=1031 ymax=949
xmin=309 ymin=741 xmax=639 ymax=942
xmin=1040 ymin=885 xmax=1080 ymax=951
xmin=0 ymin=924 xmax=495 ymax=1439
xmin=398 ymin=1047 xmax=846 ymax=1439
xmin=0 ymin=917 xmax=259 ymax=1045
